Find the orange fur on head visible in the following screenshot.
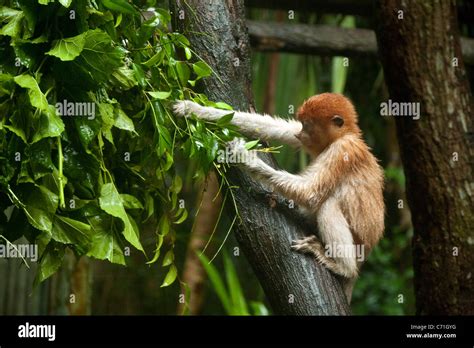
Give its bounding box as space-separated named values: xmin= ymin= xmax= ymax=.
xmin=295 ymin=93 xmax=361 ymax=156
xmin=297 ymin=93 xmax=359 ymax=130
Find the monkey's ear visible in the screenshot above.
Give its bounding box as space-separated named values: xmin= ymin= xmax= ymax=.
xmin=331 ymin=115 xmax=344 ymax=127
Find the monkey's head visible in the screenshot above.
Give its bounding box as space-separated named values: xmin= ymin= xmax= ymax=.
xmin=296 ymin=93 xmax=361 ymax=156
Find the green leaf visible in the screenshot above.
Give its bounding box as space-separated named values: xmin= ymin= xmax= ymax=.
xmin=86 ymin=213 xmax=126 ymax=265
xmin=20 ymin=185 xmax=59 ymax=232
xmin=184 ymin=47 xmax=192 ymax=60
xmin=99 ymin=183 xmax=144 ymax=252
xmin=0 ymin=8 xmax=25 ymax=38
xmin=35 ymin=241 xmax=65 ymax=284
xmin=51 ymin=216 xmax=92 ymax=253
xmin=170 ymin=175 xmax=182 ymax=193
xmin=192 ymin=61 xmax=212 ymax=78
xmin=157 ymin=125 xmax=172 ymax=155
xmin=175 ymin=62 xmax=190 ymax=86
xmin=147 ymin=91 xmax=171 ymax=100
xmin=170 ymin=33 xmax=190 ymax=47
xmin=198 ymin=253 xmax=232 ymax=314
xmin=146 ymin=234 xmax=164 ymax=265
xmin=244 ymin=140 xmax=259 ymax=150
xmin=224 ymin=252 xmax=249 ymax=315
xmin=143 ymin=48 xmax=164 ymax=67
xmin=0 ymin=73 xmax=14 ymax=97
xmin=74 ymin=116 xmax=101 ymax=150
xmin=114 ymin=108 xmax=135 ymax=132
xmin=62 ymin=143 xmax=99 ymax=199
xmin=120 ymin=194 xmax=143 ymax=210
xmin=160 ymin=264 xmax=177 ymax=287
xmin=31 ymin=106 xmax=65 ymax=144
xmin=162 ymin=250 xmax=174 ymax=266
xmin=132 ymin=63 xmax=145 ymax=87
xmin=56 ymin=29 xmax=124 ymax=86
xmin=216 ymin=112 xmax=234 ymax=126
xmin=102 ymin=0 xmax=139 ymax=15
xmin=13 ymin=74 xmax=48 ymax=111
xmin=29 ymin=139 xmax=55 ymax=180
xmin=59 ymin=0 xmax=73 ymax=8
xmin=159 ymin=151 xmax=172 ymax=172
xmin=143 ymin=193 xmax=154 ymax=222
xmin=250 ymin=302 xmax=269 ymax=316
xmin=46 ymin=32 xmax=86 ymax=61
xmin=173 ymin=209 xmax=188 ymax=224
xmin=4 ymin=110 xmax=28 ymax=143
xmin=158 ymin=215 xmax=170 ymax=236
xmin=111 ymin=66 xmax=137 ymax=89
xmin=214 ymin=102 xmax=233 ymax=110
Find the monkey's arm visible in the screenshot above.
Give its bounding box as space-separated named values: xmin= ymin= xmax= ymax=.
xmin=236 ymin=136 xmax=356 ymax=209
xmin=173 ymin=100 xmax=302 ymax=148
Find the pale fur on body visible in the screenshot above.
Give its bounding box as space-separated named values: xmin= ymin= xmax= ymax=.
xmin=173 ymin=93 xmax=385 ymax=302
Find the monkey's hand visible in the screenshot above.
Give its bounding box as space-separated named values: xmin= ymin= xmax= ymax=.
xmin=172 ymin=100 xmax=205 ymax=118
xmin=227 ymin=138 xmax=274 ymax=178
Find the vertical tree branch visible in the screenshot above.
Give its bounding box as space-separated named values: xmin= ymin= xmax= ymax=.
xmin=171 ymin=0 xmax=349 ymax=315
xmin=375 ymin=0 xmax=474 ymax=314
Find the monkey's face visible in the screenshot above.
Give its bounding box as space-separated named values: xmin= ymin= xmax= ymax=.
xmin=296 ymin=93 xmax=361 ymax=156
xmin=296 ymin=117 xmax=345 ymax=156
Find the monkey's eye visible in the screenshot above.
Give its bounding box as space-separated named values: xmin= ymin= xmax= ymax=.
xmin=331 ymin=115 xmax=344 ymax=127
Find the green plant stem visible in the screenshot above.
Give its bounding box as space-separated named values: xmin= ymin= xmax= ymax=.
xmin=57 ymin=136 xmax=65 ymax=209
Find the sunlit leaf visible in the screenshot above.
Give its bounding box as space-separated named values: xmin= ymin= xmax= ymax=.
xmin=99 ymin=183 xmax=144 ymax=252
xmin=147 ymin=91 xmax=171 ymax=100
xmin=102 ymin=0 xmax=139 ymax=15
xmin=162 ymin=250 xmax=174 ymax=266
xmin=160 ymin=264 xmax=177 ymax=287
xmin=46 ymin=32 xmax=86 ymax=61
xmin=13 ymin=74 xmax=48 ymax=111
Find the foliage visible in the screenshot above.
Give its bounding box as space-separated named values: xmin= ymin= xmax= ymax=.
xmin=198 ymin=251 xmax=269 ymax=315
xmin=0 ymin=0 xmax=240 ymax=286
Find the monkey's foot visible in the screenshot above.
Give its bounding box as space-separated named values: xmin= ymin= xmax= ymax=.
xmin=291 ymin=236 xmax=324 ymax=255
xmin=291 ymin=237 xmax=358 ymax=279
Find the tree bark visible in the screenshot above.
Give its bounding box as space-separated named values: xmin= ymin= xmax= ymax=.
xmin=171 ymin=0 xmax=350 ymax=315
xmin=375 ymin=0 xmax=474 ymax=315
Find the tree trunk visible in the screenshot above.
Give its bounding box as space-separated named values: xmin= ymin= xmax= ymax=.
xmin=171 ymin=0 xmax=350 ymax=315
xmin=375 ymin=0 xmax=474 ymax=314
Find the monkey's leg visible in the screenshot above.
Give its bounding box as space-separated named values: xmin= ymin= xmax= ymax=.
xmin=290 ymin=236 xmax=357 ymax=278
xmin=291 ymin=236 xmax=358 ymax=303
xmin=315 ymin=198 xmax=359 ymax=279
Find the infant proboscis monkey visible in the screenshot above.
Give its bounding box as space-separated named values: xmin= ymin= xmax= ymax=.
xmin=174 ymin=93 xmax=385 ymax=302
